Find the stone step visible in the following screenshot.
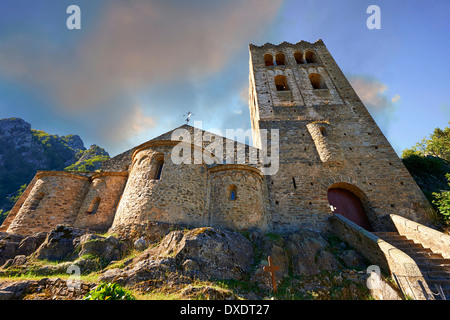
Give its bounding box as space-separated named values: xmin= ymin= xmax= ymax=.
xmin=425 ymin=270 xmax=450 ymax=279
xmin=424 ymin=278 xmax=450 ymax=286
xmin=408 ymin=252 xmax=444 ymax=260
xmin=418 ymin=263 xmax=450 ymax=272
xmin=419 ymin=258 xmax=450 ymax=266
xmin=390 ymin=243 xmax=426 ymax=250
xmin=373 ymin=232 xmax=408 ymax=240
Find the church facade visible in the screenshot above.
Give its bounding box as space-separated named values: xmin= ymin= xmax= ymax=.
xmin=0 ymin=40 xmax=433 ymax=236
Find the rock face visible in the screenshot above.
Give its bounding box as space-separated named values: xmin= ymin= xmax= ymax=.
xmin=0 ymin=117 xmax=109 ymax=214
xmin=100 ymin=227 xmax=255 ymax=288
xmin=156 ymin=227 xmax=254 ymax=280
xmin=76 ymin=233 xmax=125 ymax=263
xmin=34 ymin=225 xmax=87 ymax=261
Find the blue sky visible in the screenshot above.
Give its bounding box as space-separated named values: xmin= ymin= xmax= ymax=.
xmin=0 ymin=0 xmax=449 ymax=157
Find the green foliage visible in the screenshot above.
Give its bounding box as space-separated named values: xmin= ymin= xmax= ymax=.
xmin=432 ymin=173 xmax=450 ymax=221
xmin=0 ymin=209 xmax=9 ymax=225
xmin=402 ymin=122 xmax=450 ymax=226
xmin=7 ymin=184 xmax=27 ymax=204
xmin=401 ymin=149 xmax=444 ymax=176
xmin=83 ymin=283 xmax=136 ymax=300
xmin=64 ymin=155 xmax=110 ymax=172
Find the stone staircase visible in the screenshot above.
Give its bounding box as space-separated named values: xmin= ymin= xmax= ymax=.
xmin=374 ymin=232 xmax=450 ymax=300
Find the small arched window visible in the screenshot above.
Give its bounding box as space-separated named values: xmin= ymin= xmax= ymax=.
xmin=29 ymin=192 xmax=45 ymax=210
xmin=309 ymin=73 xmax=327 ymax=89
xmin=275 ymin=53 xmax=285 ymax=66
xmin=305 ymin=51 xmax=318 ymax=63
xmin=86 ymin=197 xmax=101 ymax=215
xmin=294 ymin=51 xmax=303 ymax=64
xmin=274 ymin=75 xmax=289 ymax=91
xmin=154 ymin=158 xmax=164 ymax=180
xmin=228 ymin=185 xmax=237 ymax=201
xmin=264 ymin=54 xmax=273 ymax=66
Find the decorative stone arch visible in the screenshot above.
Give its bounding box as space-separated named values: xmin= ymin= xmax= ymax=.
xmin=326 ymin=181 xmax=373 ymax=230
xmin=29 ymin=192 xmax=45 ymax=210
xmin=86 ymin=197 xmax=101 ymax=215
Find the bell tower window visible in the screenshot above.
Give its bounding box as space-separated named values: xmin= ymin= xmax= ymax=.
xmin=305 ymin=51 xmax=318 ymax=63
xmin=275 ymin=53 xmax=286 ymax=66
xmin=294 ymin=51 xmax=303 ymax=64
xmin=274 ymin=75 xmax=289 ymax=91
xmin=264 ymin=54 xmax=274 ymax=66
xmin=309 ymin=73 xmax=327 ymax=89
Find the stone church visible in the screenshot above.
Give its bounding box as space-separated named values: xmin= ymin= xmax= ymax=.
xmin=0 ymin=40 xmax=433 ymax=237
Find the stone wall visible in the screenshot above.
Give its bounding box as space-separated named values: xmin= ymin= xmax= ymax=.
xmin=72 ymin=172 xmax=128 ymax=232
xmin=6 ymin=171 xmax=90 ymax=235
xmin=208 ymin=165 xmax=267 ymax=231
xmin=109 ymin=142 xmax=210 ymax=232
xmin=249 ymin=40 xmax=433 ymax=232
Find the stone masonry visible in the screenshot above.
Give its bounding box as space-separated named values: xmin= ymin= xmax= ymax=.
xmin=0 ymin=39 xmax=433 ymax=237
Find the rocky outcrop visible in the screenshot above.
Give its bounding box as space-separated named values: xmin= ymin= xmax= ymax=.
xmin=100 ymin=227 xmax=255 ymax=287
xmin=0 ymin=117 xmax=109 ymax=215
xmin=0 ymin=278 xmax=95 ymax=300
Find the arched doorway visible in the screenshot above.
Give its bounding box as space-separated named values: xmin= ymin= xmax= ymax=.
xmin=328 ymin=188 xmax=373 ymax=231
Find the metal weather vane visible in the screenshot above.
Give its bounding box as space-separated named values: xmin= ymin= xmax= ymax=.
xmin=183 ymin=111 xmax=194 ymax=124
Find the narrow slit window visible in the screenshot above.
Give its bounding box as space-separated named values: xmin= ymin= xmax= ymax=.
xmin=228 ymin=185 xmax=237 ymax=201
xmin=86 ymin=197 xmax=101 ymax=215
xmin=29 ymin=192 xmax=45 ymax=210
xmin=155 ymin=159 xmax=164 ymax=180
xmin=292 ymin=177 xmax=297 ymax=189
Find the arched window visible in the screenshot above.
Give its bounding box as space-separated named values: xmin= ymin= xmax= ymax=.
xmin=29 ymin=192 xmax=45 ymax=210
xmin=274 ymin=75 xmax=289 ymax=91
xmin=309 ymin=73 xmax=327 ymax=89
xmin=86 ymin=197 xmax=101 ymax=215
xmin=154 ymin=158 xmax=164 ymax=180
xmin=305 ymin=51 xmax=318 ymax=63
xmin=228 ymin=185 xmax=237 ymax=200
xmin=294 ymin=51 xmax=303 ymax=64
xmin=275 ymin=53 xmax=285 ymax=66
xmin=264 ymin=54 xmax=273 ymax=66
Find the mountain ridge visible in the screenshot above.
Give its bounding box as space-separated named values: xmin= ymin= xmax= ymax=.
xmin=0 ymin=117 xmax=109 ymax=217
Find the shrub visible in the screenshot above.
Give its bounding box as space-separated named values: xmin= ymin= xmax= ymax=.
xmin=432 ymin=173 xmax=450 ymax=221
xmin=83 ymin=283 xmax=136 ymax=300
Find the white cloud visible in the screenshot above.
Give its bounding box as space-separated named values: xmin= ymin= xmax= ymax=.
xmin=391 ymin=94 xmax=401 ymax=103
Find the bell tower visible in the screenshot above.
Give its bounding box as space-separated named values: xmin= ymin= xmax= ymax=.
xmin=248 ymin=40 xmax=432 ymax=232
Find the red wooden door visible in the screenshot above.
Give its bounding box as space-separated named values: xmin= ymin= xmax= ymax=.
xmin=328 ymin=188 xmax=372 ymax=231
